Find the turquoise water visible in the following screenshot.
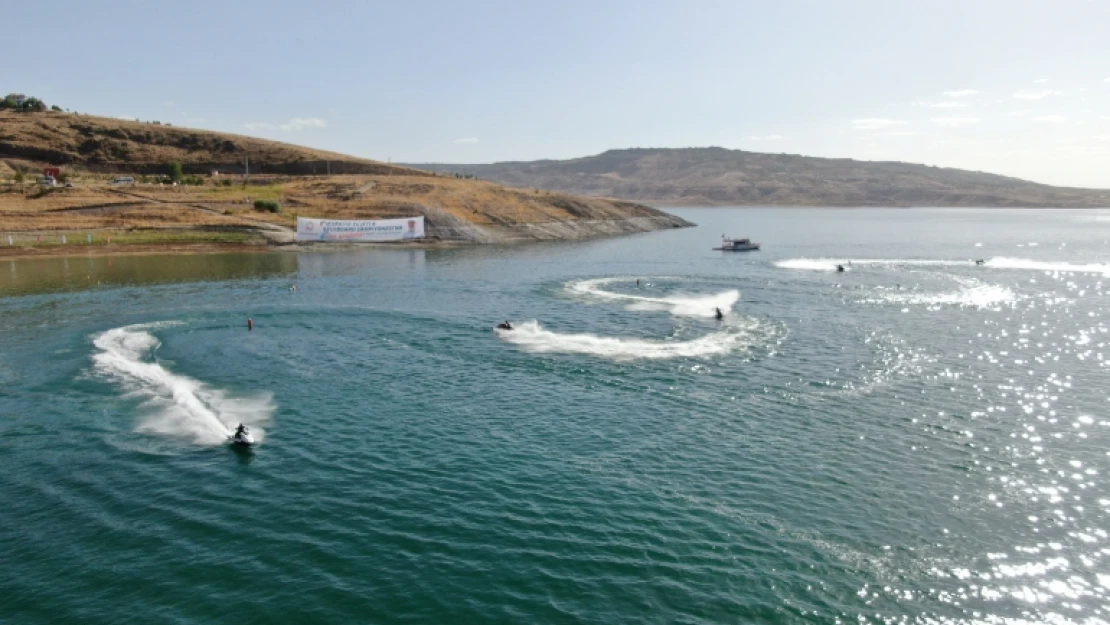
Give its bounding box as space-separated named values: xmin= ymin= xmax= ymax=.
xmin=2 ymin=208 xmax=1109 ymax=624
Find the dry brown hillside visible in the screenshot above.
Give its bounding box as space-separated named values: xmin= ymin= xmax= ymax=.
xmin=0 ymin=173 xmax=690 ymax=249
xmin=0 ymin=110 xmax=419 ymax=176
xmin=0 ymin=111 xmax=691 ymax=253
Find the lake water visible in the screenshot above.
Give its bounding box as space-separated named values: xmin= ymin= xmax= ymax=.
xmin=2 ymin=208 xmax=1109 ymax=624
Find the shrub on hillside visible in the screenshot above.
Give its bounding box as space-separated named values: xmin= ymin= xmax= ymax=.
xmin=168 ymin=161 xmax=184 ymax=182
xmin=4 ymin=96 xmax=48 ymax=112
xmin=253 ymin=199 xmax=281 ymax=213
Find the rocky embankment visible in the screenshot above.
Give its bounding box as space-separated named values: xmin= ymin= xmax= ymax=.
xmin=412 ymin=199 xmax=690 ymax=244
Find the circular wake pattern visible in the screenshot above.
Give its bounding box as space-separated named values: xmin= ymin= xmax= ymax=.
xmin=566 ymin=276 xmax=740 ymax=318
xmin=92 ymin=322 xmax=274 ymax=446
xmin=493 ymin=277 xmax=776 ymax=360
xmin=497 ymin=317 xmax=778 ymax=360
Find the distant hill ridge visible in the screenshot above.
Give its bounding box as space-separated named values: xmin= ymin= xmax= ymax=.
xmin=412 ymin=147 xmax=1110 ymax=208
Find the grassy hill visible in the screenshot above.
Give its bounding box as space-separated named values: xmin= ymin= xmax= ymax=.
xmin=0 ymin=110 xmax=417 ymax=176
xmin=0 ymin=112 xmax=690 ymax=254
xmin=414 ymin=147 xmax=1110 ymax=207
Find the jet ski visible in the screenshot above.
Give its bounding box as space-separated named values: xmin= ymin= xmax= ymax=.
xmin=230 ymin=424 xmax=256 ymax=447
xmin=495 ymin=321 xmax=513 ymax=331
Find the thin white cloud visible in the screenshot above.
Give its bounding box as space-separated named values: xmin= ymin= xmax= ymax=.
xmin=1032 ymin=78 xmax=1049 ymax=84
xmin=163 ymin=101 xmax=176 ymax=108
xmin=931 ymin=117 xmax=980 ymax=127
xmin=851 ymin=118 xmax=906 ymax=130
xmin=453 ymin=137 xmax=479 ymax=144
xmin=1104 ymin=77 xmax=1110 ymax=83
xmin=1031 ymin=115 xmax=1066 ymax=123
xmin=746 ymin=134 xmax=785 ymax=141
xmin=278 ymin=117 xmax=326 ymax=131
xmin=929 ymin=102 xmax=968 ymax=108
xmin=1056 ymin=144 xmax=1110 ymax=156
xmin=1003 ymin=110 xmax=1032 ymax=117
xmin=866 ymin=130 xmax=924 ymax=138
xmin=245 ymin=118 xmax=326 ymax=132
xmin=1013 ymin=89 xmax=1062 ymax=99
xmin=180 ymin=113 xmax=208 ymax=125
xmin=942 ymin=89 xmax=978 ymax=98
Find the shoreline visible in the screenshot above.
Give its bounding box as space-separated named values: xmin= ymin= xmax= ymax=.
xmin=0 ymin=242 xmax=277 ymax=261
xmin=0 ymin=238 xmax=477 ymax=261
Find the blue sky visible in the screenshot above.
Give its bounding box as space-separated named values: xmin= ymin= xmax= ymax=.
xmin=9 ymin=0 xmax=1110 ymax=187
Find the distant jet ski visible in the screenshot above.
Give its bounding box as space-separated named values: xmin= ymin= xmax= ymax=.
xmin=974 ymin=259 xmax=985 ymax=266
xmin=230 ymin=424 xmax=255 ymax=447
xmin=495 ymin=321 xmax=513 ymax=331
xmin=836 ymin=264 xmax=846 ymax=272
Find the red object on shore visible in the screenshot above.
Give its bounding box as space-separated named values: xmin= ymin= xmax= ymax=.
xmin=247 ymin=318 xmax=254 ymax=331
xmin=44 ymin=167 xmax=61 ymax=179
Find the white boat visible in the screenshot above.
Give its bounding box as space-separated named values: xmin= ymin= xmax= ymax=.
xmin=714 ymin=236 xmax=760 ymax=251
xmin=230 ymin=425 xmax=256 ymax=447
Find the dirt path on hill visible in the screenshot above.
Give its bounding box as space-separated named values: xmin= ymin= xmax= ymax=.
xmin=105 ymin=188 xmax=295 ymax=241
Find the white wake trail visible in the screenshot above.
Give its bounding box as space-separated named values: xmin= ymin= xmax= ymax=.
xmin=985 ymin=257 xmax=1110 ymax=275
xmin=92 ymin=323 xmax=273 ymax=445
xmin=567 ymin=277 xmax=740 ymax=318
xmin=866 ymin=278 xmax=1016 ymax=309
xmin=774 ymin=258 xmax=966 ymax=271
xmin=775 ymin=257 xmax=1110 ymax=275
xmin=496 ymin=319 xmax=773 ymax=361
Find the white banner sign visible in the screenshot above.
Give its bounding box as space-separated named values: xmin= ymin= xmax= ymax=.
xmin=295 ymin=216 xmax=425 ymax=242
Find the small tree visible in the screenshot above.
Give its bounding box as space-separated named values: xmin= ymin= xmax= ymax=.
xmin=21 ymin=97 xmax=46 ymax=112
xmin=50 ymin=105 xmax=62 ymax=112
xmin=13 ymin=169 xmax=24 ymax=184
xmin=168 ymin=161 xmax=183 ymax=183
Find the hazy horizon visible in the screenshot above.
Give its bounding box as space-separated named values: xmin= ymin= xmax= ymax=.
xmin=8 ymin=0 xmax=1110 ymax=188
